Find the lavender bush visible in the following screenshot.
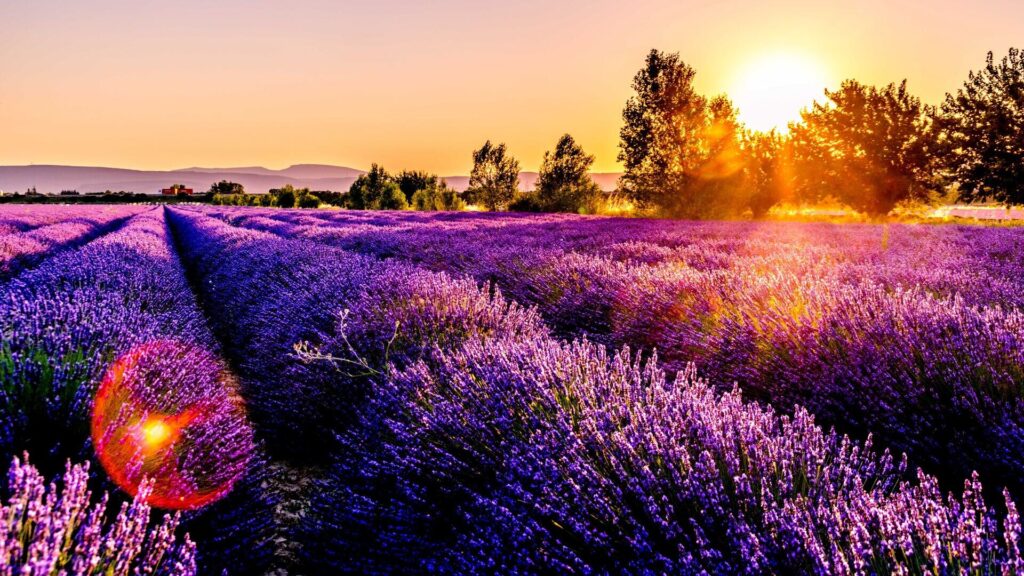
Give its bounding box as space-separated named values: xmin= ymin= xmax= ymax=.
xmin=0 ymin=209 xmax=275 ymax=574
xmin=0 ymin=206 xmax=141 ymax=279
xmin=304 ymin=325 xmax=1024 ymax=574
xmin=1 ymin=454 xmax=197 ymax=575
xmin=204 ymin=207 xmax=1024 ymax=497
xmin=168 ymin=209 xmax=1024 ymax=574
xmin=5 ymin=204 xmax=1024 ymax=574
xmin=166 ymin=208 xmax=545 ymax=462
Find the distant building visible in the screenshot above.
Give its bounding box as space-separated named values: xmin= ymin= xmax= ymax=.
xmin=161 ymin=185 xmax=193 ymax=196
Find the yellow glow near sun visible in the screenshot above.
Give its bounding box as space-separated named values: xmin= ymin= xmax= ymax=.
xmin=141 ymin=418 xmax=173 ymax=452
xmin=730 ymin=53 xmax=831 ymax=133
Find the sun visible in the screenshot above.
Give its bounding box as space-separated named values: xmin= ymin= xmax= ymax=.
xmin=730 ymin=53 xmax=831 ymax=133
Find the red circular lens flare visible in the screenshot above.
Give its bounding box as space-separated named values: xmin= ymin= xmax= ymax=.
xmin=91 ymin=340 xmax=254 ymax=510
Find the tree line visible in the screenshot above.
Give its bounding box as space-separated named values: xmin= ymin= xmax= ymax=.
xmin=209 ymin=134 xmax=604 ymax=213
xmin=617 ymin=47 xmax=1023 ymax=218
xmin=210 ymin=47 xmax=1021 ymax=217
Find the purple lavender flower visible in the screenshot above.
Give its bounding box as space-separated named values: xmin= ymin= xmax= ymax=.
xmin=1 ymin=453 xmax=197 ymax=575
xmin=205 ymin=206 xmax=1024 ymax=498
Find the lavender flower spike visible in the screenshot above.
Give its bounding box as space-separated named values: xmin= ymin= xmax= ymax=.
xmin=0 ymin=454 xmax=197 ymax=576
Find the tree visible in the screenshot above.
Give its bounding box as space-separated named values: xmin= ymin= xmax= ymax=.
xmin=790 ymin=80 xmax=935 ymax=216
xmin=295 ymin=189 xmax=321 ymax=208
xmin=411 ymin=180 xmax=466 ymax=211
xmin=376 ymin=186 xmax=409 ymax=210
xmin=535 ymin=134 xmax=602 ymax=213
xmin=273 ymin=185 xmax=298 ymax=208
xmin=685 ymin=96 xmax=748 ymax=219
xmin=394 ymin=170 xmax=438 ymax=203
xmin=347 ymin=164 xmax=408 ymax=210
xmin=937 ymin=48 xmax=1024 ymax=205
xmin=468 ymin=141 xmax=520 ymax=211
xmin=617 ymin=50 xmax=746 ymax=218
xmin=208 ymin=180 xmax=245 ymax=195
xmin=618 ymin=50 xmax=705 ymax=214
xmin=307 ymin=190 xmax=346 ymax=207
xmin=211 ymin=193 xmax=254 ymax=206
xmin=742 ymin=130 xmax=793 ymax=218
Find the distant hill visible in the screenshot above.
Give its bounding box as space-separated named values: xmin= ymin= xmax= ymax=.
xmin=0 ymin=165 xmax=367 ymax=196
xmin=0 ymin=164 xmax=621 ymax=195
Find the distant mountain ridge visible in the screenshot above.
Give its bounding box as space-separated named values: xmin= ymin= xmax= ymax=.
xmin=0 ymin=164 xmax=622 ymax=195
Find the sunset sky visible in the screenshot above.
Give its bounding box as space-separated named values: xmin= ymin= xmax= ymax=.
xmin=1 ymin=0 xmax=1020 ymax=174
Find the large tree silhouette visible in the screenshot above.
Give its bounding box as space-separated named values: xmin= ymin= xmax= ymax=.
xmin=618 ymin=50 xmax=746 ymax=218
xmin=394 ymin=170 xmax=438 ymax=203
xmin=535 ymin=134 xmax=601 ymax=213
xmin=469 ymin=141 xmax=520 ymax=211
xmin=791 ymin=80 xmax=934 ymax=216
xmin=937 ymin=48 xmax=1024 ymax=206
xmin=348 ymin=164 xmax=408 ymax=210
xmin=742 ymin=130 xmax=793 ymax=218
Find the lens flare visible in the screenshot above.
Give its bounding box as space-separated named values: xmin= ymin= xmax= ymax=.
xmin=91 ymin=340 xmax=254 ymax=510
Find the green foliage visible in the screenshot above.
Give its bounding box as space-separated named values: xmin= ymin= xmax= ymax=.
xmin=211 ymin=192 xmax=263 ymax=206
xmin=308 ymin=190 xmax=347 ymax=206
xmin=377 ymin=186 xmax=409 ymax=210
xmin=394 ymin=170 xmax=438 ymax=203
xmin=274 ymin=185 xmax=298 ymax=208
xmin=937 ymin=48 xmax=1024 ymax=206
xmin=618 ymin=50 xmax=705 ymax=212
xmin=535 ymin=134 xmax=602 ymax=213
xmin=0 ymin=343 xmax=97 ymax=465
xmin=347 ymin=165 xmax=408 ymax=210
xmin=468 ymin=141 xmax=520 ymax=211
xmin=507 ymin=193 xmax=546 ymax=212
xmin=682 ymin=96 xmax=748 ymax=219
xmin=296 ymin=190 xmax=321 ymax=208
xmin=208 ymin=180 xmax=245 ymax=195
xmin=298 ymin=196 xmax=319 ymax=209
xmin=790 ymin=79 xmax=935 ymax=216
xmin=411 ymin=180 xmax=466 ymax=211
xmin=617 ymin=50 xmax=747 ymax=219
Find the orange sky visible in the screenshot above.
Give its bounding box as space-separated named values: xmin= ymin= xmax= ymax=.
xmin=1 ymin=0 xmax=1020 ymax=173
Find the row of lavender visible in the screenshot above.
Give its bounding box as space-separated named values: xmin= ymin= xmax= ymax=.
xmin=0 ymin=205 xmax=129 ymax=235
xmin=203 ymin=206 xmax=1024 ymax=501
xmin=0 ymin=207 xmax=274 ymax=574
xmin=0 ymin=205 xmax=148 ymax=279
xmin=168 ymin=207 xmax=1022 ymax=574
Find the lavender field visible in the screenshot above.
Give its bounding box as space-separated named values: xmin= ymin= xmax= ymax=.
xmin=2 ymin=204 xmax=1024 ymax=575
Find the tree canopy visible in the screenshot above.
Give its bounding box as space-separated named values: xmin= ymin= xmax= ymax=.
xmin=192 ymin=47 xmax=1024 ymax=217
xmin=790 ymin=80 xmax=935 ymax=216
xmin=394 ymin=171 xmax=438 ymax=203
xmin=937 ymin=48 xmax=1024 ymax=206
xmin=468 ymin=141 xmax=520 ymax=211
xmin=742 ymin=130 xmax=794 ymax=219
xmin=208 ymin=180 xmax=245 ymax=195
xmin=535 ymin=134 xmax=602 ymax=213
xmin=347 ymin=165 xmax=409 ymax=210
xmin=411 ymin=180 xmax=465 ymax=211
xmin=618 ymin=50 xmax=746 ymax=218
